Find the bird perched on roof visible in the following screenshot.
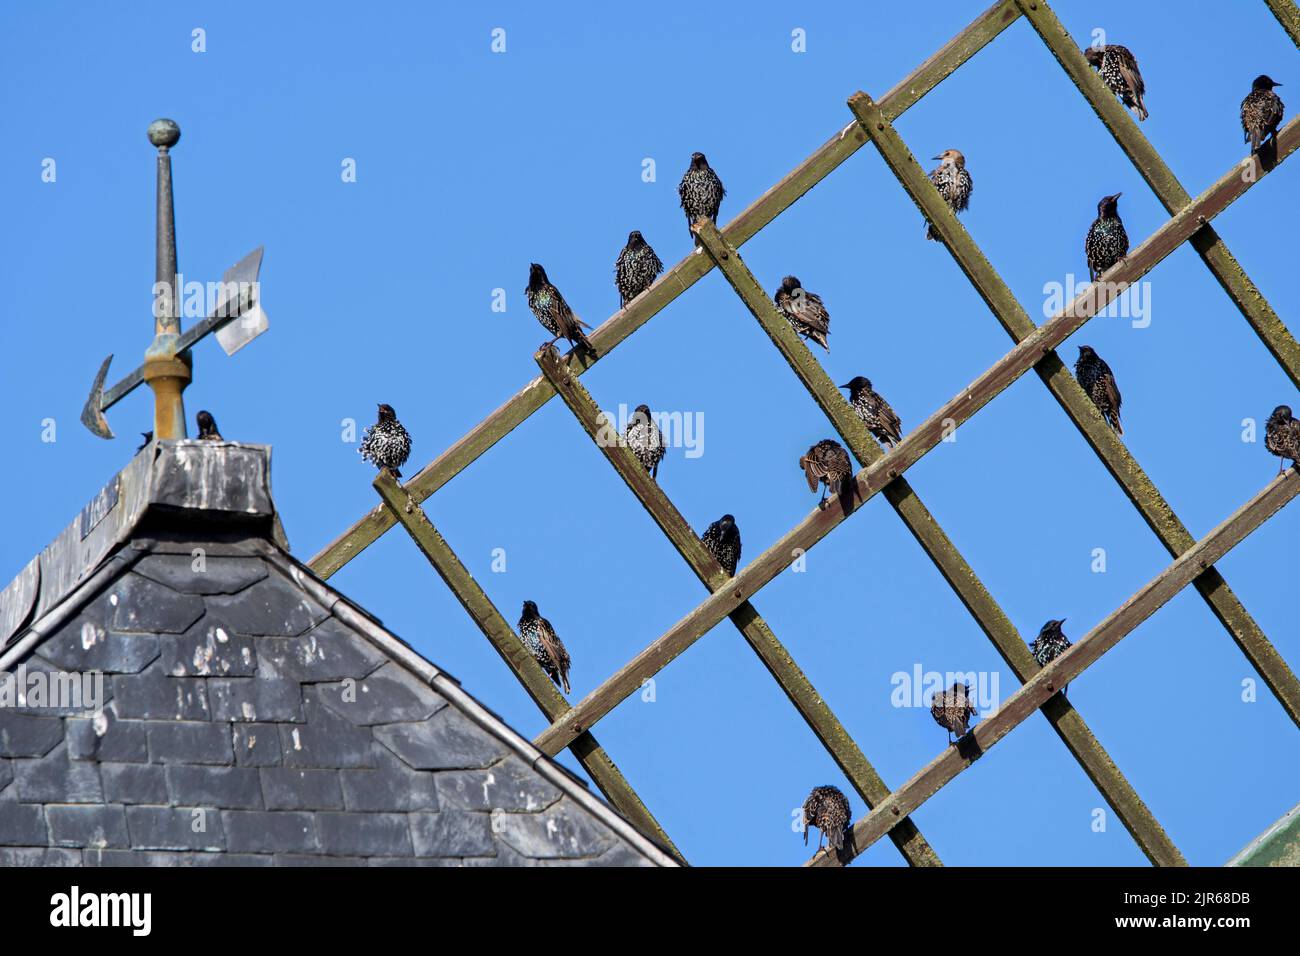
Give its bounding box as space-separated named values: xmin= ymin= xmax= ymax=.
xmin=1029 ymin=618 xmax=1073 ymax=695
xmin=1265 ymin=405 xmax=1300 ymax=474
xmin=700 ymin=514 xmax=741 ymax=576
xmin=526 ymin=263 xmax=594 ymax=356
xmin=678 ymin=152 xmax=725 ymax=245
xmin=196 ymin=411 xmax=223 ymax=441
xmin=518 ymin=600 xmax=571 ymax=695
xmin=774 ymin=276 xmax=831 ymax=352
xmin=930 ymin=681 xmax=978 ymax=745
xmin=359 ymin=403 xmax=411 ymax=478
xmin=136 ymin=431 xmax=153 ymax=453
xmin=802 ymin=785 xmax=851 ymax=854
xmin=1085 ymin=193 xmax=1128 ymax=282
xmin=1084 ymin=45 xmax=1149 ymax=121
xmin=800 ymin=439 xmax=853 ymax=508
xmin=625 ymin=404 xmax=665 ymax=479
xmin=1241 ymin=75 xmax=1284 ymax=154
xmin=614 ymin=231 xmax=663 ymax=307
xmin=1075 ymin=345 xmax=1123 ymax=435
xmin=924 ymin=149 xmax=972 ymax=241
xmin=840 ymin=376 xmax=903 ymax=448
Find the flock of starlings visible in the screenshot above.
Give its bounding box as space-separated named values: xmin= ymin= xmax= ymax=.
xmin=345 ymin=50 xmax=1293 ymax=860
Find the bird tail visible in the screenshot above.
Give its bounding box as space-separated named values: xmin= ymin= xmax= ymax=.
xmin=1250 ymin=127 xmax=1262 ymax=154
xmin=570 ymin=327 xmax=596 ymax=357
xmin=1112 ymin=412 xmax=1123 ymax=436
xmin=391 ymin=467 xmax=402 ymax=479
xmin=1135 ymin=99 xmax=1148 ymax=122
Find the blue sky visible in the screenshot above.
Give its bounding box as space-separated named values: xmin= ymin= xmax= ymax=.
xmin=1 ymin=1 xmax=1296 ymax=866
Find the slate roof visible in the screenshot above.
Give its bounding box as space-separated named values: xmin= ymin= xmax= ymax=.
xmin=0 ymin=441 xmax=676 ymax=866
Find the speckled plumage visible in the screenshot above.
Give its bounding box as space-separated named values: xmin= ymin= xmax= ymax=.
xmin=802 ymin=785 xmax=851 ymax=852
xmin=774 ymin=276 xmax=830 ymax=351
xmin=925 ymin=149 xmax=972 ymax=241
xmin=625 ymin=404 xmax=665 ymax=479
xmin=359 ymin=403 xmax=411 ymax=478
xmin=614 ymin=231 xmax=664 ymax=307
xmin=1029 ymin=619 xmax=1072 ymax=695
xmin=196 ymin=410 xmax=223 ymax=441
xmin=930 ymin=681 xmax=978 ymax=744
xmin=1075 ymin=345 xmax=1123 ymax=435
xmin=1084 ymin=45 xmax=1148 ymax=121
xmin=678 ymin=152 xmax=725 ymax=244
xmin=527 ymin=263 xmax=593 ymax=356
xmin=840 ymin=376 xmax=902 ymax=448
xmin=1265 ymin=405 xmax=1300 ymax=474
xmin=1085 ymin=193 xmax=1128 ymax=282
xmin=518 ymin=600 xmax=571 ymax=695
xmin=800 ymin=439 xmax=852 ymax=507
xmin=700 ymin=514 xmax=741 ymax=577
xmin=1241 ymin=75 xmax=1285 ymax=154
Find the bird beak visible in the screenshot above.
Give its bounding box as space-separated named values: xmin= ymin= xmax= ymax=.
xmin=838 ymin=382 xmax=850 ymax=389
xmin=1112 ymin=192 xmax=1122 ymax=200
xmin=931 ymin=155 xmax=942 ymax=161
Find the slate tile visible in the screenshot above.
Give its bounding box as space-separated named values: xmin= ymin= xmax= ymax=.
xmin=47 ymin=804 xmax=130 ymax=848
xmin=339 ymin=747 xmax=439 ymax=811
xmin=205 ymin=576 xmax=328 ymax=637
xmin=278 ymin=696 xmax=375 ymax=769
xmin=222 ymin=811 xmax=317 ymax=854
xmin=125 ymin=806 xmax=225 ymax=851
xmin=232 ymin=724 xmax=282 ymax=767
xmin=39 ymin=619 xmax=159 ymax=674
xmin=435 ymin=755 xmax=561 ymax=812
xmin=0 ymin=847 xmax=80 ymax=866
xmin=0 ymin=797 xmax=46 ymax=845
xmin=165 ymin=765 xmax=262 ymax=809
xmin=107 ymin=574 xmax=205 ymax=634
xmin=314 ymin=812 xmax=412 ymax=857
xmin=67 ymin=708 xmax=148 ymax=763
xmin=410 ymin=811 xmax=495 ymax=858
xmin=83 ymin=849 xmax=272 ymax=867
xmin=209 ymin=678 xmax=303 ymax=722
xmin=489 ymin=801 xmax=614 ymax=859
xmin=260 ymin=768 xmax=343 ymax=810
xmin=0 ymin=711 xmax=63 ymax=758
xmin=374 ymin=709 xmax=507 ymax=771
xmin=101 ymin=763 xmax=169 ymax=805
xmin=133 ymin=553 xmax=268 ymax=595
xmin=147 ymin=721 xmax=231 ymax=764
xmin=255 ymin=619 xmax=384 ymax=682
xmin=112 ymin=667 xmax=209 ymax=720
xmin=159 ymin=616 xmax=258 ymax=677
xmin=14 ymin=746 xmax=102 ymax=803
xmin=317 ymin=662 xmax=445 ymax=726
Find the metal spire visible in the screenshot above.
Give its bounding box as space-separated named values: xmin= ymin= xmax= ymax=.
xmin=142 ymin=118 xmax=190 ymax=439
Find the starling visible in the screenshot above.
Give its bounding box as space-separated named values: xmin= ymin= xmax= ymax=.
xmin=358 ymin=403 xmax=412 ymax=478
xmin=1241 ymin=75 xmax=1284 ymax=154
xmin=700 ymin=514 xmax=741 ymax=576
xmin=1075 ymin=345 xmax=1123 ymax=435
xmin=1085 ymin=193 xmax=1128 ymax=282
xmin=136 ymin=431 xmax=153 ymax=453
xmin=930 ymin=681 xmax=978 ymax=745
xmin=624 ymin=404 xmax=665 ymax=479
xmin=614 ymin=230 xmax=663 ymax=307
xmin=924 ymin=149 xmax=973 ymax=241
xmin=1265 ymin=405 xmax=1300 ymax=474
xmin=526 ymin=263 xmax=594 ymax=356
xmin=799 ymin=439 xmax=852 ymax=507
xmin=774 ymin=276 xmax=830 ymax=352
xmin=1029 ymin=618 xmax=1072 ymax=695
xmin=1084 ymin=45 xmax=1148 ymax=121
xmin=840 ymin=376 xmax=903 ymax=448
xmin=678 ymin=151 xmax=725 ymax=245
xmin=802 ymin=785 xmax=851 ymax=853
xmin=196 ymin=410 xmax=223 ymax=441
xmin=518 ymin=600 xmax=571 ymax=695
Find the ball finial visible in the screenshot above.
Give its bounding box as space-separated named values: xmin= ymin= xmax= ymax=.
xmin=147 ymin=118 xmax=181 ymax=149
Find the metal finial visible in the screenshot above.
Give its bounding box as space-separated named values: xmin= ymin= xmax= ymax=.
xmin=147 ymin=118 xmax=181 ymax=150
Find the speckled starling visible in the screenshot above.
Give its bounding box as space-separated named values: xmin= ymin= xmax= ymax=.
xmin=1084 ymin=45 xmax=1148 ymax=121
xmin=1265 ymin=404 xmax=1300 ymax=474
xmin=840 ymin=376 xmax=902 ymax=448
xmin=700 ymin=514 xmax=741 ymax=576
xmin=800 ymin=439 xmax=852 ymax=507
xmin=614 ymin=230 xmax=664 ymax=307
xmin=802 ymin=785 xmax=851 ymax=853
xmin=678 ymin=152 xmax=725 ymax=245
xmin=196 ymin=410 xmax=223 ymax=441
xmin=930 ymin=681 xmax=977 ymax=745
xmin=1085 ymin=193 xmax=1128 ymax=282
xmin=518 ymin=600 xmax=571 ymax=695
xmin=775 ymin=276 xmax=830 ymax=351
xmin=1075 ymin=345 xmax=1123 ymax=435
xmin=527 ymin=263 xmax=594 ymax=356
xmin=1029 ymin=618 xmax=1072 ymax=695
xmin=1241 ymin=75 xmax=1284 ymax=154
xmin=359 ymin=403 xmax=411 ymax=478
xmin=136 ymin=431 xmax=153 ymax=452
xmin=625 ymin=404 xmax=665 ymax=479
xmin=925 ymin=149 xmax=972 ymax=241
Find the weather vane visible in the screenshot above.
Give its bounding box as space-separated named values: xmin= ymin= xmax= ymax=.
xmin=80 ymin=118 xmax=268 ymax=440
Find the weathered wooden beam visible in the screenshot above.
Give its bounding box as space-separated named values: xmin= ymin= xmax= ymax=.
xmin=696 ymin=221 xmax=1184 ymax=866
xmin=809 ymin=472 xmax=1300 ymax=866
xmin=1263 ymin=0 xmax=1300 ymax=47
xmin=533 ymin=347 xmax=942 ymax=867
xmin=305 ymin=0 xmax=1023 ymax=581
xmin=371 ymin=473 xmax=686 ymax=864
xmin=849 ymin=90 xmax=1300 ymax=730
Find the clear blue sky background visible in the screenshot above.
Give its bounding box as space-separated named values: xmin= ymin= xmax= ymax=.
xmin=1 ymin=1 xmax=1296 ymax=866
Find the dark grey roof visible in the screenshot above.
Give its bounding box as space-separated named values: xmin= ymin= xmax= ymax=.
xmin=0 ymin=441 xmax=675 ymax=866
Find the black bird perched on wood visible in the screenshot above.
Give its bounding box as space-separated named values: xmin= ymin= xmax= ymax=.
xmin=1030 ymin=618 xmax=1073 ymax=695
xmin=614 ymin=231 xmax=663 ymax=307
xmin=526 ymin=263 xmax=593 ymax=356
xmin=800 ymin=439 xmax=852 ymax=507
xmin=1075 ymin=345 xmax=1123 ymax=435
xmin=700 ymin=514 xmax=741 ymax=576
xmin=1241 ymin=75 xmax=1284 ymax=154
xmin=678 ymin=152 xmax=725 ymax=245
xmin=1084 ymin=45 xmax=1149 ymax=121
xmin=1085 ymin=193 xmax=1128 ymax=282
xmin=625 ymin=404 xmax=665 ymax=479
xmin=196 ymin=410 xmax=223 ymax=441
xmin=930 ymin=681 xmax=978 ymax=745
xmin=359 ymin=403 xmax=411 ymax=478
xmin=802 ymin=785 xmax=851 ymax=854
xmin=518 ymin=600 xmax=571 ymax=695
xmin=1265 ymin=405 xmax=1300 ymax=474
xmin=136 ymin=431 xmax=153 ymax=452
xmin=774 ymin=276 xmax=831 ymax=351
xmin=840 ymin=376 xmax=903 ymax=448
xmin=925 ymin=149 xmax=973 ymax=241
